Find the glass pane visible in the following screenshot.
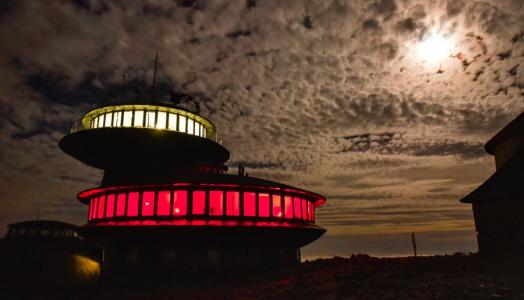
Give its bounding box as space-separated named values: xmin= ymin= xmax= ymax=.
xmin=113 ymin=111 xmax=122 ymax=127
xmin=168 ymin=113 xmax=177 ymax=130
xmin=293 ymin=197 xmax=302 ymax=219
xmin=88 ymin=198 xmax=95 ymax=220
xmin=127 ymin=192 xmax=139 ymax=216
xmin=258 ymin=193 xmax=270 ymax=217
xmin=142 ymin=191 xmax=155 ymax=216
xmin=145 ymin=111 xmax=156 ymax=128
xmin=179 ymin=115 xmax=186 ymax=132
xmin=302 ymin=198 xmax=308 ymax=220
xmin=187 ymin=118 xmax=194 ymax=135
xmin=203 ymin=127 xmax=207 ymax=138
xmin=123 ymin=111 xmax=133 ymax=127
xmin=97 ymin=195 xmax=106 ymax=219
xmin=284 ymin=196 xmax=293 ymax=219
xmin=226 ymin=191 xmax=240 ymax=216
xmin=192 ymin=191 xmax=205 ymax=215
xmin=311 ymin=205 xmax=315 ymax=222
xmin=104 ymin=113 xmax=112 ymax=127
xmin=92 ymin=117 xmax=98 ymax=129
xmin=195 ymin=122 xmax=200 ymax=136
xmin=157 ymin=191 xmax=171 ymax=216
xmin=173 ymin=190 xmax=187 ymax=215
xmin=92 ymin=197 xmax=99 ymax=219
xmin=134 ymin=110 xmax=144 ymax=127
xmin=272 ymin=195 xmax=282 ymax=217
xmin=209 ymin=190 xmax=223 ymax=216
xmin=243 ymin=192 xmax=256 ymax=217
xmin=97 ymin=115 xmax=103 ymax=128
xmin=308 ymin=202 xmax=314 ymax=221
xmin=116 ymin=193 xmax=126 ymax=216
xmin=157 ymin=111 xmax=167 ymax=129
xmin=106 ymin=194 xmax=115 ymax=218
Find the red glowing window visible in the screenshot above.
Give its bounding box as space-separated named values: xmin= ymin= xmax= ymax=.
xmin=284 ymin=196 xmax=293 ymax=219
xmin=243 ymin=192 xmax=256 ymax=217
xmin=311 ymin=205 xmax=315 ymax=221
xmin=272 ymin=195 xmax=282 ymax=217
xmin=192 ymin=191 xmax=206 ymax=215
xmin=98 ymin=195 xmax=106 ymax=219
xmin=157 ymin=191 xmax=171 ymax=216
xmin=301 ymin=198 xmax=308 ymax=220
xmin=106 ymin=194 xmax=115 ymax=218
xmin=309 ymin=202 xmax=314 ymax=222
xmin=209 ymin=190 xmax=223 ymax=216
xmin=92 ymin=197 xmax=99 ymax=220
xmin=226 ymin=191 xmax=240 ymax=216
xmin=142 ymin=191 xmax=155 ymax=216
xmin=173 ymin=190 xmax=187 ymax=216
xmin=116 ymin=193 xmax=126 ymax=216
xmin=258 ymin=193 xmax=270 ymax=217
xmin=88 ymin=198 xmax=94 ymax=220
xmin=293 ymin=197 xmax=302 ymax=219
xmin=127 ymin=192 xmax=139 ymax=216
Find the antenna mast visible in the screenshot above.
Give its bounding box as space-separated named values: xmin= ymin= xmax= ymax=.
xmin=151 ymin=50 xmax=158 ymax=102
xmin=121 ymin=71 xmax=126 ymax=102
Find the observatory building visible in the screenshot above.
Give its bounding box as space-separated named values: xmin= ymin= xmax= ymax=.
xmin=59 ymin=86 xmax=326 ymax=279
xmin=461 ymin=112 xmax=524 ymax=257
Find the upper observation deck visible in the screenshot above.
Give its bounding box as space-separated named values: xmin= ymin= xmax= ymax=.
xmin=59 ymin=87 xmax=230 ymax=170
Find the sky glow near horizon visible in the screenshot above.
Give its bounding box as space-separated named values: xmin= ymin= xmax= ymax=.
xmin=0 ymin=0 xmax=523 ymax=257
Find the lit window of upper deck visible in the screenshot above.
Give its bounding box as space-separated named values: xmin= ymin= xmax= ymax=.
xmin=75 ymin=104 xmax=217 ymax=140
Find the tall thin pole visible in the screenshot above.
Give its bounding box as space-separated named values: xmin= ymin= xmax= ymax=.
xmin=411 ymin=232 xmax=417 ymax=257
xmin=121 ymin=71 xmax=126 ymax=102
xmin=151 ymin=50 xmax=158 ymax=102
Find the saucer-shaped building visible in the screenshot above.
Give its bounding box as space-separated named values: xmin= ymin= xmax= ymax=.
xmin=59 ymin=87 xmax=326 ymax=278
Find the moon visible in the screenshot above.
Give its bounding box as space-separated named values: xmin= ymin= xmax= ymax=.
xmin=416 ymin=33 xmax=453 ymax=65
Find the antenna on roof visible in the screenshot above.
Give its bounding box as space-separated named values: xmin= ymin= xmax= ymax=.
xmin=151 ymin=50 xmax=158 ymax=102
xmin=121 ymin=70 xmax=126 ymax=102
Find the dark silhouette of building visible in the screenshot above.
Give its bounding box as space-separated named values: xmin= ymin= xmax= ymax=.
xmin=461 ymin=112 xmax=524 ymax=256
xmin=59 ymin=87 xmax=326 ymax=280
xmin=0 ymin=220 xmax=101 ymax=288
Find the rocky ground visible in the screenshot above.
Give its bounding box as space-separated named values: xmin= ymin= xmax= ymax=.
xmin=6 ymin=254 xmax=524 ymax=299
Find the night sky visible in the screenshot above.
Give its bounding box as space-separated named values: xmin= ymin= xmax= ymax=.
xmin=1 ymin=0 xmax=523 ymax=258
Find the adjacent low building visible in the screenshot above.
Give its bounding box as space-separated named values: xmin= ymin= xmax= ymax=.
xmin=0 ymin=220 xmax=101 ymax=288
xmin=460 ymin=112 xmax=524 ymax=256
